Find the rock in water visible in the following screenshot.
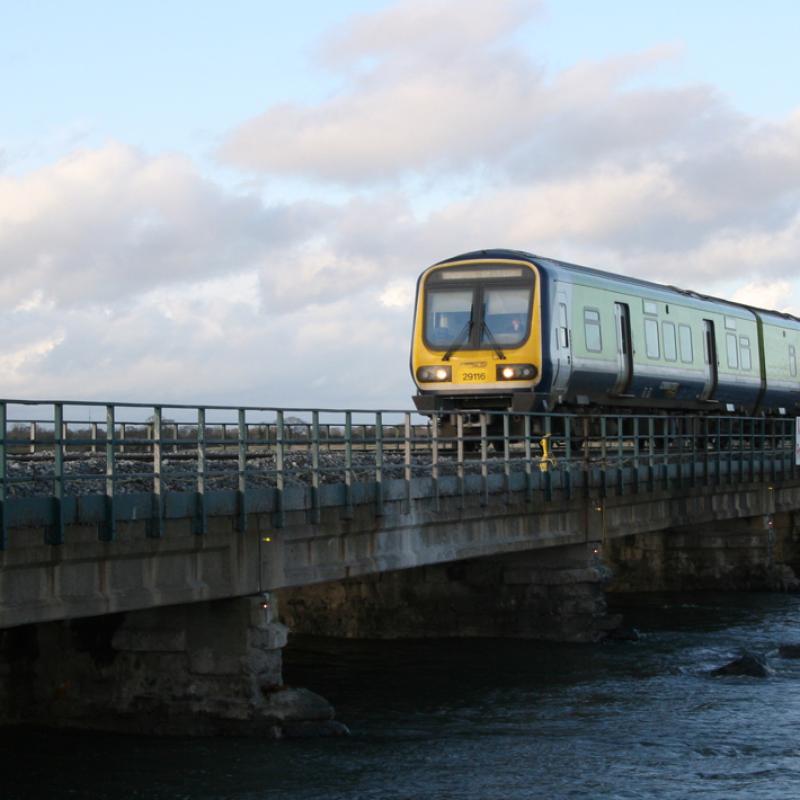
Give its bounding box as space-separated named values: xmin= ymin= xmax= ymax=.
xmin=607 ymin=625 xmax=640 ymax=642
xmin=260 ymin=687 xmax=351 ymax=737
xmin=778 ymin=643 xmax=800 ymax=659
xmin=709 ymin=653 xmax=771 ymax=678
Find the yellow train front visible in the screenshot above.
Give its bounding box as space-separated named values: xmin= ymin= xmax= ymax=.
xmin=411 ymin=252 xmax=544 ymax=413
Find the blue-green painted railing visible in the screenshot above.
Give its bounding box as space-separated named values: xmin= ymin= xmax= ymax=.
xmin=0 ymin=399 xmax=797 ymax=550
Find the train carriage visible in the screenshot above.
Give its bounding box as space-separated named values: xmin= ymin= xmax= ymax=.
xmin=411 ymin=249 xmax=800 ymax=417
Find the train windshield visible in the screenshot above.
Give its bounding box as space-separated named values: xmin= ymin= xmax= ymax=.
xmin=481 ymin=287 xmax=530 ymax=346
xmin=423 ymin=264 xmax=534 ymax=351
xmin=425 ymin=290 xmax=474 ymax=347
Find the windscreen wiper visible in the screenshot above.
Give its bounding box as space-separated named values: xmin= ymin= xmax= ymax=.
xmin=442 ymin=315 xmax=473 ymax=361
xmin=480 ymin=322 xmax=506 ymax=360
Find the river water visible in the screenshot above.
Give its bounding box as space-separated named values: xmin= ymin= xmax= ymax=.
xmin=3 ymin=592 xmax=800 ymax=800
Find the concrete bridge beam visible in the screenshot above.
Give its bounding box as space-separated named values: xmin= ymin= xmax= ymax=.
xmin=278 ymin=541 xmax=619 ymax=643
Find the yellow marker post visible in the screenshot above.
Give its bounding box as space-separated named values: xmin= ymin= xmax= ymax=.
xmin=539 ymin=433 xmax=557 ymax=473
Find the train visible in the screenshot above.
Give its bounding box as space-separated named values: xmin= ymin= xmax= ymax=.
xmin=410 ymin=249 xmax=800 ymax=419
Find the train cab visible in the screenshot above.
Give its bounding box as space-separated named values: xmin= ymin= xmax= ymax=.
xmin=410 ymin=255 xmax=544 ymax=412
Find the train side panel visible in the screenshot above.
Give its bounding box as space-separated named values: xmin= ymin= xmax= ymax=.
xmin=552 ymin=267 xmax=761 ymax=412
xmin=759 ymin=313 xmax=800 ymax=412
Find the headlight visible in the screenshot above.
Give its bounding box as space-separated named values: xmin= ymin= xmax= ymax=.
xmin=416 ymin=365 xmax=452 ymax=382
xmin=496 ymin=364 xmax=537 ymax=381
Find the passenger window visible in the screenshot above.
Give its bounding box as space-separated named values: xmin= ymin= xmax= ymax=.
xmin=558 ymin=303 xmax=569 ymax=348
xmin=740 ymin=336 xmax=752 ymax=371
xmin=583 ymin=308 xmax=602 ymax=352
xmin=726 ymin=333 xmax=738 ymax=369
xmin=662 ymin=321 xmax=677 ymax=361
xmin=644 ymin=318 xmax=660 ymax=359
xmin=679 ymin=324 xmax=693 ymax=363
xmin=790 ymin=345 xmax=797 ymax=377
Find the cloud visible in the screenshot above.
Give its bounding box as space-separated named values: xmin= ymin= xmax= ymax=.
xmin=731 ymin=280 xmax=798 ymax=314
xmin=219 ymin=0 xmax=547 ymax=183
xmin=213 ymin=0 xmax=800 ymax=308
xmin=320 ymin=0 xmax=538 ymax=67
xmin=379 ymin=280 xmax=415 ymax=309
xmin=0 ymin=333 xmax=65 ymax=384
xmin=0 ymin=143 xmax=321 ymax=309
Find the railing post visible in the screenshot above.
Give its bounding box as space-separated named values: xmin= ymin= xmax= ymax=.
xmin=91 ymin=421 xmax=98 ymax=455
xmin=275 ymin=410 xmax=285 ymax=528
xmin=770 ymin=418 xmax=777 ymax=484
xmin=119 ymin=422 xmax=126 ymax=455
xmin=238 ymin=408 xmax=247 ymax=532
xmin=195 ymin=407 xmax=207 ymax=536
xmin=616 ymin=415 xmax=624 ymax=496
xmin=543 ymin=414 xmax=553 ymax=502
xmin=564 ymin=415 xmax=573 ymax=501
xmin=632 ymin=416 xmax=640 ymax=494
xmin=149 ymin=407 xmax=163 ymax=539
xmin=431 ymin=414 xmax=440 ymax=512
xmin=310 ymin=411 xmax=321 ymax=524
xmin=647 ymin=417 xmax=655 ymax=493
xmin=101 ymin=404 xmax=116 ymax=542
xmin=480 ymin=412 xmax=488 ymax=507
xmin=738 ymin=417 xmax=745 ymax=483
xmin=583 ymin=416 xmax=591 ymax=498
xmin=599 ymin=415 xmax=607 ymax=499
xmin=727 ymin=417 xmax=734 ymax=486
xmin=403 ymin=412 xmax=412 ymax=512
xmin=374 ymin=412 xmax=384 ymax=516
xmin=457 ymin=413 xmax=465 ymax=507
xmin=0 ymin=401 xmax=6 ymax=550
xmin=29 ymin=420 xmax=36 ymax=455
xmin=663 ymin=417 xmax=670 ymax=490
xmin=48 ymin=403 xmax=65 ymax=545
xmin=503 ymin=413 xmax=511 ymax=503
xmin=344 ymin=411 xmax=353 ymax=519
xmin=524 ymin=414 xmax=533 ymax=503
xmin=785 ymin=418 xmax=792 ymax=480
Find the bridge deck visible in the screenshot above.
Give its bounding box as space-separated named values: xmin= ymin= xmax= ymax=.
xmin=1 ymin=399 xmax=798 ymax=627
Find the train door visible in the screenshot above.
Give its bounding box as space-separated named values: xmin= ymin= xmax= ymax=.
xmin=611 ymin=302 xmax=633 ymax=395
xmin=700 ymin=319 xmax=718 ymax=400
xmin=550 ymin=291 xmax=571 ymax=396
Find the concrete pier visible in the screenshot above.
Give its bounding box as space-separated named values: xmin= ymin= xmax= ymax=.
xmin=605 ymin=512 xmax=800 ymax=593
xmin=0 ymin=596 xmax=347 ymax=737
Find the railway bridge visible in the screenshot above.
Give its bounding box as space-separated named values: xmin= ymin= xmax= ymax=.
xmin=1 ymin=399 xmax=799 ymax=735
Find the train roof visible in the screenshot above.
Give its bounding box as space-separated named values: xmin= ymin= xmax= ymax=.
xmin=438 ymin=248 xmax=800 ymax=327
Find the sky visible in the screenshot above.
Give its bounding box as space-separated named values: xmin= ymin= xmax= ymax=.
xmin=2 ymin=0 xmax=800 ymax=410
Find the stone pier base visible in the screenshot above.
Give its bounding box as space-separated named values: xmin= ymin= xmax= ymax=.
xmin=0 ymin=596 xmax=347 ymax=737
xmin=278 ymin=543 xmax=619 ymax=643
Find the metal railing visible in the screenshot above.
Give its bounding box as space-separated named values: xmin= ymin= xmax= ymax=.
xmin=0 ymin=399 xmax=796 ymax=549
